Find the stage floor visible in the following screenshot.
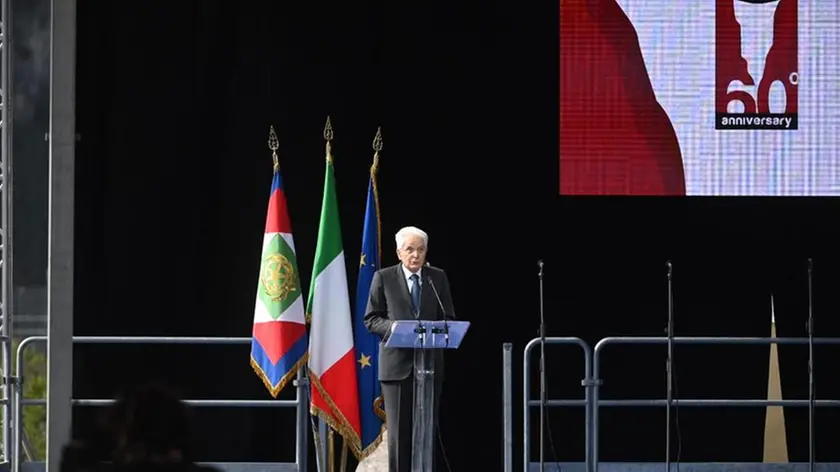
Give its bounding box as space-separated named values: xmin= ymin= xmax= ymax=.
xmin=529 ymin=464 xmax=840 ymax=472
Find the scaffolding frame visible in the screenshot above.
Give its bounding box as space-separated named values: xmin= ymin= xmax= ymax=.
xmin=0 ymin=0 xmax=16 ymax=464
xmin=0 ymin=2 xmax=309 ymax=468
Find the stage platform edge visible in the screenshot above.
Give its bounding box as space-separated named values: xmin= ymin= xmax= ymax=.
xmin=18 ymin=462 xmax=298 ymax=472
xmin=15 ymin=461 xmax=840 ymax=472
xmin=530 ymin=464 xmax=840 ymax=472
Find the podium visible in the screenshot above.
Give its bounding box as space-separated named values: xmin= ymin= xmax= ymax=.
xmin=385 ymin=319 xmax=470 ymax=472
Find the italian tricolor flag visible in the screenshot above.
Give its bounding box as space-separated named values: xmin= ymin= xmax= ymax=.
xmin=307 ymin=152 xmax=362 ymax=454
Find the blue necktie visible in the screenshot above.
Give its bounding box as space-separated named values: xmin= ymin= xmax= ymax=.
xmin=410 ymin=274 xmax=420 ymax=315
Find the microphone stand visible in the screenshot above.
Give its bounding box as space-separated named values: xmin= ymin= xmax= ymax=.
xmin=424 ymin=265 xmax=452 ymax=463
xmin=414 ymin=277 xmax=425 ymax=346
xmin=538 ymin=260 xmax=546 ymax=472
xmin=426 ymin=274 xmax=450 ymax=347
xmin=665 ymin=261 xmax=674 ymax=472
xmin=807 ymin=258 xmax=815 ymax=472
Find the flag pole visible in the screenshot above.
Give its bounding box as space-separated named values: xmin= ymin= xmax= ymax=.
xmin=310 ymin=115 xmax=364 ymax=466
xmin=255 ymin=125 xmax=312 ymax=470
xmin=352 ymin=127 xmax=386 ymax=467
xmin=370 ymin=127 xmax=384 ymax=443
xmin=324 ymin=115 xmax=334 ymax=163
xmin=323 ymin=116 xmax=336 ymax=472
xmin=328 ymin=428 xmax=336 ymax=472
xmin=372 ymin=126 xmax=382 ymax=174
xmin=340 ymin=440 xmax=349 ymax=472
xmin=267 ymin=126 xmax=310 ymax=471
xmin=312 ymin=413 xmax=327 ymax=472
xmin=312 ymin=116 xmax=335 ymax=472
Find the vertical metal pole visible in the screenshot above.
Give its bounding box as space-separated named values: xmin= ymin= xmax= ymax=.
xmin=502 ymin=343 xmax=512 ymax=472
xmin=295 ymin=368 xmax=309 ymax=472
xmin=583 ymin=347 xmax=592 ymax=472
xmin=46 ymin=0 xmax=75 ymax=469
xmin=316 ymin=417 xmax=329 ymax=472
xmin=537 ymin=263 xmax=546 ymax=472
xmin=665 ymin=262 xmax=674 ymax=472
xmin=12 ymin=338 xmax=27 ymax=472
xmin=807 ymin=259 xmax=814 ymax=472
xmin=592 ymin=349 xmax=601 ymax=472
xmin=0 ymin=0 xmax=14 ymax=462
xmin=523 ymin=344 xmax=531 ymax=472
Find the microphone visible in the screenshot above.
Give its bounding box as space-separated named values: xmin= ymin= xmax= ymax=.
xmin=425 ymin=262 xmax=450 ymax=346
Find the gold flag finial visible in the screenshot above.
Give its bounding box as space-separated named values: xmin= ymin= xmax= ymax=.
xmin=324 ymin=116 xmax=334 ymax=163
xmin=323 ymin=116 xmax=334 ymax=141
xmin=371 ymin=126 xmax=383 ymax=170
xmin=268 ymin=125 xmax=280 ymax=171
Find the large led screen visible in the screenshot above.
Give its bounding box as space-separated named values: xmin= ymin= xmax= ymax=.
xmin=559 ymin=0 xmax=840 ymax=196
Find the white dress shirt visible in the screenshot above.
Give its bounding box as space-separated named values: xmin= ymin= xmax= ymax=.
xmin=401 ymin=264 xmax=422 ymax=287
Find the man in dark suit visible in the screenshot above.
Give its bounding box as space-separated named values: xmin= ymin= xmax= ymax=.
xmin=364 ymin=226 xmax=456 ymax=472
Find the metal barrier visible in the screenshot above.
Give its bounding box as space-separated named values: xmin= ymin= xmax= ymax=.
xmin=15 ymin=334 xmax=840 ymax=471
xmin=13 ymin=336 xmax=308 ymax=472
xmin=520 ymin=337 xmax=592 ymax=472
xmin=502 ymin=343 xmax=513 ymax=472
xmin=509 ymin=336 xmax=840 ymax=472
xmin=590 ymin=337 xmax=840 ymax=472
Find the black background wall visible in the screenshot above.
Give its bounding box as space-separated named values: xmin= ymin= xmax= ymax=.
xmin=73 ymin=0 xmax=840 ymax=470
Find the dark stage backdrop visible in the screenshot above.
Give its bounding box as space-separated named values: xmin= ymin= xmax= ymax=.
xmin=73 ymin=1 xmax=840 ymax=470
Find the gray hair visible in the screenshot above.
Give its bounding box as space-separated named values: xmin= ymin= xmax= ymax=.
xmin=395 ymin=226 xmax=428 ymax=250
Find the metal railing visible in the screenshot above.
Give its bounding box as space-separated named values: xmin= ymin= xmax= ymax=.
xmin=519 ymin=337 xmax=592 ymax=472
xmin=13 ymin=334 xmax=840 ymax=471
xmin=10 ymin=314 xmax=47 ymax=338
xmin=13 ymin=336 xmax=308 ymax=472
xmin=502 ymin=343 xmax=513 ymax=472
xmin=506 ymin=336 xmax=840 ymax=472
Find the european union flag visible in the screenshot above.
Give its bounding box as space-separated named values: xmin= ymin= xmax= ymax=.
xmin=353 ymin=153 xmax=385 ymax=458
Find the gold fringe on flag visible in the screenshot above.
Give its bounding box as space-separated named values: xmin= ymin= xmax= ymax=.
xmin=309 ymin=372 xmax=363 ymax=459
xmin=249 ymin=354 xmax=308 ymax=399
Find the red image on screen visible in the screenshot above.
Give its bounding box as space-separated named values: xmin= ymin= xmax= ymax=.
xmin=559 ymin=0 xmax=686 ymax=196
xmin=715 ymin=0 xmax=798 ymax=131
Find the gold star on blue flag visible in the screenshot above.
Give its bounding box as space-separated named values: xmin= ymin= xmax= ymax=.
xmin=358 ymin=352 xmax=372 ymax=368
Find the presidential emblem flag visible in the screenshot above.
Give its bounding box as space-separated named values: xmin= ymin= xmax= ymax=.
xmin=354 ymin=132 xmax=386 ymax=458
xmin=307 ymin=132 xmax=363 ymax=455
xmin=250 ymin=130 xmax=308 ymax=397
